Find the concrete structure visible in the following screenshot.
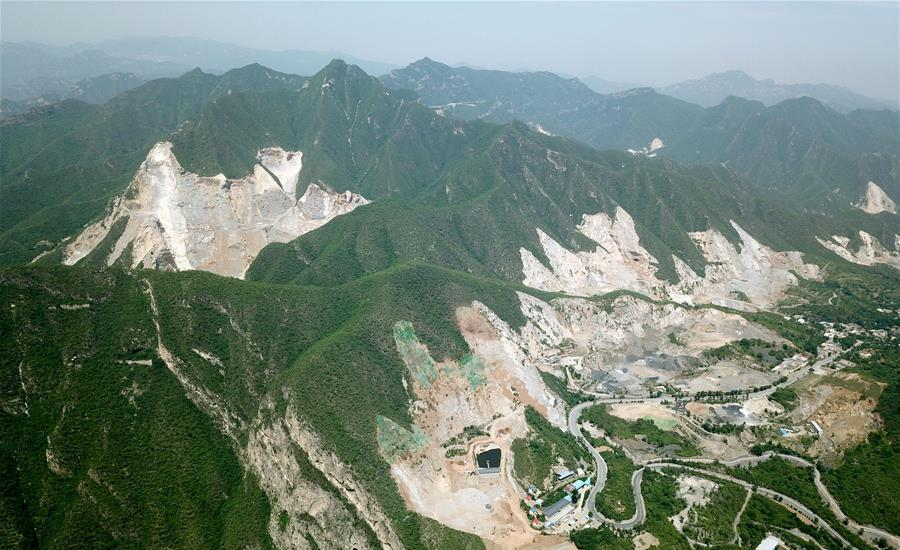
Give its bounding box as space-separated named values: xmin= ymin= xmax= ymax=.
xmin=755 ymin=535 xmax=783 ymax=550
xmin=572 ymin=478 xmax=591 ymax=491
xmin=544 ymin=496 xmax=574 ymax=527
xmin=476 ymin=448 xmax=501 ymax=474
xmin=556 ymin=468 xmax=574 ymax=481
xmin=810 ymin=420 xmax=823 ymax=436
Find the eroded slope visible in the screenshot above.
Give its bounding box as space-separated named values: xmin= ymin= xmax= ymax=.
xmin=63 ymin=142 xmax=368 ymax=278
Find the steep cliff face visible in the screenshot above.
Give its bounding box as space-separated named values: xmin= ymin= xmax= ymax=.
xmin=378 ymin=304 xmax=568 ymax=547
xmin=63 ymin=142 xmax=368 ymax=278
xmin=818 ymin=232 xmax=900 ymax=269
xmin=143 ymin=279 xmax=400 ymax=550
xmin=520 ymin=206 xmax=820 ymax=309
xmin=854 ymin=181 xmax=896 ymax=215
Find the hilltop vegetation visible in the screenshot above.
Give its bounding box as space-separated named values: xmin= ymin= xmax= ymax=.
xmin=0 ymin=51 xmax=897 ymax=550
xmin=383 ymin=58 xmax=900 ymax=214
xmin=511 ymin=406 xmax=588 ymax=489
xmin=1 ymin=261 xmax=542 ymax=549
xmin=0 ymin=267 xmax=274 ymax=550
xmin=582 ymin=404 xmax=700 ymax=457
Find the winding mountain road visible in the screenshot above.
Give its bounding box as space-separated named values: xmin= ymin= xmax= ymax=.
xmin=566 ymin=401 xmax=898 ymax=549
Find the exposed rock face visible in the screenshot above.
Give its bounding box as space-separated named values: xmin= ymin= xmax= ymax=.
xmin=628 ymin=137 xmax=665 ymax=157
xmin=854 ymin=181 xmax=896 ymax=214
xmin=382 ymin=304 xmax=566 ymax=547
xmin=521 ymin=207 xmax=662 ymax=297
xmin=520 ymin=207 xmax=820 ymax=309
xmin=818 ymin=232 xmax=900 ymax=269
xmin=245 ymin=411 xmax=384 ymax=550
xmin=383 ymin=289 xmax=782 ymax=546
xmin=682 ymin=222 xmax=820 ymax=309
xmin=492 ymin=292 xmax=781 ymax=388
xmin=63 ymin=142 xmax=369 ymax=278
xmin=145 ymin=280 xmax=400 ymax=550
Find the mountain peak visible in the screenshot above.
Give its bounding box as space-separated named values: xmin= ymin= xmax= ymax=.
xmin=662 ymin=70 xmax=892 ymax=111
xmin=401 ymin=57 xmax=455 ymax=77
xmin=323 ymin=57 xmax=348 ymax=70
xmin=316 ymin=58 xmax=371 ymax=80
xmin=610 ymin=87 xmax=658 ymax=99
xmin=411 ymin=56 xmax=446 ymax=68
xmin=709 ymin=70 xmax=757 ymax=81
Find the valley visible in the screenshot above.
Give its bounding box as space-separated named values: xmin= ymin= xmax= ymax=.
xmin=380 ymin=286 xmax=896 ymax=549
xmin=1 ymin=16 xmax=898 ymax=550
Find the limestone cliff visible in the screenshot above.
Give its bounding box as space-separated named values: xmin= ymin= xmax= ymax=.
xmin=520 ymin=207 xmax=820 ymax=309
xmin=853 ymin=181 xmax=896 ymax=215
xmin=818 ymin=232 xmax=900 ymax=269
xmin=63 ymin=142 xmax=368 ymax=278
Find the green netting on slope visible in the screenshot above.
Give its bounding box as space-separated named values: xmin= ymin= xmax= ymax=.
xmin=458 ymin=354 xmax=488 ymax=390
xmin=376 ymin=415 xmax=429 ymax=462
xmin=393 ymin=320 xmax=440 ymax=389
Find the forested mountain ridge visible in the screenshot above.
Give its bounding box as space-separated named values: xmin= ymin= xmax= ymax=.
xmin=1 ymin=57 xmax=898 ymax=550
xmin=382 ymin=58 xmax=900 ymax=213
xmin=14 ymin=59 xmax=887 ymax=286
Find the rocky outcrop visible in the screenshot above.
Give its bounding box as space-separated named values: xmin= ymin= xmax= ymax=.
xmin=628 ymin=137 xmax=665 ymax=157
xmin=144 ymin=279 xmax=400 ymax=550
xmin=681 ymin=222 xmax=820 ymax=309
xmin=382 ymin=309 xmax=566 ymax=546
xmin=63 ymin=142 xmax=368 ymax=278
xmin=818 ymin=232 xmax=900 ymax=269
xmin=853 ymin=181 xmax=896 ymax=215
xmin=494 ymin=292 xmax=781 ymax=381
xmin=521 ymin=207 xmax=662 ymax=298
xmin=520 ymin=207 xmax=820 ymax=309
xmin=245 ymin=413 xmax=383 ymax=550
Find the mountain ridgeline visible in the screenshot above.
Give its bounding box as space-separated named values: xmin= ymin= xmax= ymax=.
xmin=659 ymin=69 xmax=899 ymax=112
xmin=4 ymin=59 xmax=896 ymax=279
xmin=1 ymin=57 xmax=899 ymax=550
xmin=381 ymin=58 xmax=900 ymax=214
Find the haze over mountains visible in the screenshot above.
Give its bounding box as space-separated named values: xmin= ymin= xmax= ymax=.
xmin=1 ymin=31 xmax=899 ymax=550
xmin=3 ymin=37 xmax=896 ymax=116
xmin=0 ymin=38 xmax=396 ymax=110
xmin=659 ymin=70 xmax=899 ymax=112
xmin=382 ymin=58 xmax=899 ymax=213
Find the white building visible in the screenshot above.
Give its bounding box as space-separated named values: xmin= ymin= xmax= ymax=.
xmin=755 ymin=535 xmax=783 ymax=550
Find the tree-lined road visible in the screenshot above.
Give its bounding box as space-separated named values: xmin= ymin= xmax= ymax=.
xmin=567 ymin=401 xmax=899 ymax=549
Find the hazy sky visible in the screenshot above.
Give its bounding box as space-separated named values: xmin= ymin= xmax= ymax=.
xmin=3 ymin=1 xmax=899 ymax=100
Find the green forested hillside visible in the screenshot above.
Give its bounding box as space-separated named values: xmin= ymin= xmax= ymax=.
xmin=3 ymin=58 xmax=893 ymax=277
xmin=0 ymin=65 xmax=306 ymax=266
xmin=1 ymin=56 xmax=898 ymax=550
xmin=0 ymin=268 xmax=274 ymax=550
xmin=1 ymin=262 xmax=536 ymax=549
xmin=382 ymin=58 xmax=900 ymax=213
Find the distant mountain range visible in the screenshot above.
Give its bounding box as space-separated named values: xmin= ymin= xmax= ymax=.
xmin=579 ymin=75 xmax=643 ymax=95
xmin=659 ymin=70 xmax=898 ymax=112
xmin=382 ymin=58 xmax=899 ymax=214
xmin=1 ymin=56 xmax=898 ymax=550
xmin=6 ymin=36 xmax=894 ymax=118
xmin=0 ymin=72 xmax=147 ymax=117
xmin=0 ymin=38 xmax=396 ymax=108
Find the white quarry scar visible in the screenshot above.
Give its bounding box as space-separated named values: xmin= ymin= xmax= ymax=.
xmin=817 ymin=232 xmax=900 ymax=270
xmin=148 ymin=144 xmax=192 ymax=271
xmin=519 ymin=206 xmax=822 ymax=309
xmin=62 ymin=141 xmax=370 ymax=279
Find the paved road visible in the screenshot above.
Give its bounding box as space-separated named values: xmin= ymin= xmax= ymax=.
xmin=567 ymin=405 xmax=897 ymax=548
xmin=656 ymin=452 xmax=899 ymax=549
xmin=774 ymin=454 xmax=899 ymax=549
xmin=567 ymin=401 xmax=647 ymax=528
xmin=643 ymin=462 xmax=856 ymax=549
xmin=562 ymin=347 xmax=900 ymax=549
